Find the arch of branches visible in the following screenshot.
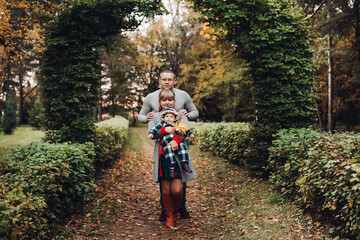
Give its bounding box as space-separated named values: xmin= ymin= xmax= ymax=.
xmin=190 ymin=0 xmax=316 ymax=168
xmin=191 ymin=0 xmax=315 ymax=129
xmin=41 ymin=0 xmax=162 ymax=143
xmin=42 ymin=0 xmax=315 ymax=163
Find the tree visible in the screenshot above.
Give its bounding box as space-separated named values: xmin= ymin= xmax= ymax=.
xmin=0 ymin=0 xmax=67 ymax=125
xmin=157 ymin=0 xmax=202 ymax=76
xmin=41 ymin=0 xmax=163 ymax=143
xmin=295 ymin=0 xmax=360 ymax=131
xmin=179 ymin=24 xmax=253 ymax=121
xmin=129 ymin=19 xmax=169 ymax=99
xmin=190 ymin=0 xmax=316 ymax=169
xmin=99 ymin=36 xmax=140 ymax=117
xmin=191 ymin=0 xmax=315 ymax=128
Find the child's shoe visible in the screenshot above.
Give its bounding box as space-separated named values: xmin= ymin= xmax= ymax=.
xmin=181 ymin=164 xmax=192 ymax=173
xmin=169 ymin=167 xmax=177 ymax=178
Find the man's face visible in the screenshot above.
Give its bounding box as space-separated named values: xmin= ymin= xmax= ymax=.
xmin=159 ymin=72 xmax=176 ymax=90
xmin=164 ymin=113 xmax=176 ymax=123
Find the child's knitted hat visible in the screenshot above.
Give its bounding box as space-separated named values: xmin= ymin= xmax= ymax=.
xmin=160 ymin=107 xmax=179 ymax=121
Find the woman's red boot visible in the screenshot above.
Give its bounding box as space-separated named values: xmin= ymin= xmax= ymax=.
xmin=162 ymin=193 xmax=174 ymax=228
xmin=172 ymin=193 xmax=184 ymax=223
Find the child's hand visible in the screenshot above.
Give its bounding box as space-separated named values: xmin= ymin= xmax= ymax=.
xmin=190 ymin=134 xmax=195 ymax=139
xmin=165 ymin=127 xmax=176 ymax=135
xmin=148 ymin=134 xmax=154 ymax=139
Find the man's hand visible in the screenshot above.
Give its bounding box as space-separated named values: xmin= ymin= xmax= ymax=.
xmin=165 ymin=127 xmax=176 ymax=135
xmin=146 ymin=112 xmax=154 ymax=122
xmin=190 ymin=134 xmax=195 ymax=139
xmin=178 ymin=109 xmax=188 ymax=116
xmin=167 ymin=140 xmax=179 ymax=151
xmin=148 ymin=134 xmax=154 ymax=139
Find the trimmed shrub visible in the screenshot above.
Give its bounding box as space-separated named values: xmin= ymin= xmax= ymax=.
xmin=0 ymin=116 xmax=128 ymax=239
xmin=93 ymin=126 xmax=127 ymax=172
xmin=3 ymin=95 xmax=17 ymax=134
xmin=0 ymin=185 xmax=48 ymax=239
xmin=192 ymin=122 xmax=251 ymax=165
xmin=267 ymin=128 xmax=323 ymax=195
xmin=96 ymin=115 xmax=129 ymax=130
xmin=94 ymin=116 xmax=128 ymax=172
xmin=27 ymin=103 xmax=45 ymax=129
xmin=0 ymin=142 xmax=96 ymax=218
xmin=268 ymin=128 xmax=360 ymax=238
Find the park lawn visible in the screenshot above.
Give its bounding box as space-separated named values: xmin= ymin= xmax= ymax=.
xmin=0 ymin=125 xmax=45 ymax=157
xmin=0 ymin=116 xmax=129 ymax=158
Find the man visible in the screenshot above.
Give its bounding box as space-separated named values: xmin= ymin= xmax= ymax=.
xmin=138 ymin=70 xmax=199 ymax=221
xmin=138 ymin=70 xmax=198 ymax=122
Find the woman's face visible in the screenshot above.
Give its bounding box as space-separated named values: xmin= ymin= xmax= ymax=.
xmin=160 ymin=98 xmax=175 ymax=110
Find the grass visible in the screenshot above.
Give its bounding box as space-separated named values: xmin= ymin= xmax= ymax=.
xmin=0 ymin=116 xmax=129 ymax=158
xmin=126 ymin=127 xmax=143 ymax=152
xmin=138 ymin=125 xmax=154 ymax=146
xmin=0 ymin=125 xmax=44 ymax=157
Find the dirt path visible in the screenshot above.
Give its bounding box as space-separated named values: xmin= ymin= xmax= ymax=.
xmin=97 ymin=127 xmax=209 ymax=239
xmin=59 ymin=127 xmax=330 ymax=239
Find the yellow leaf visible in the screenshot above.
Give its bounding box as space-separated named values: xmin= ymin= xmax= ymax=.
xmin=171 ymin=119 xmax=190 ymax=135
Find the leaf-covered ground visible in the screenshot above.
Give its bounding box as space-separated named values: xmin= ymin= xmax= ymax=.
xmin=56 ymin=126 xmax=332 ymax=239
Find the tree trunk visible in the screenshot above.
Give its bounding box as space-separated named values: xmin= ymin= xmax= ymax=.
xmin=327 ymin=35 xmax=334 ymax=132
xmin=354 ymin=0 xmax=360 ymax=82
xmin=3 ymin=54 xmax=11 ymax=98
xmin=312 ymin=88 xmax=324 ymax=130
xmin=132 ymin=109 xmax=136 ymax=125
xmin=18 ymin=60 xmax=25 ymax=125
xmin=93 ymin=107 xmax=98 ymax=122
xmin=98 ymin=91 xmax=102 ymax=121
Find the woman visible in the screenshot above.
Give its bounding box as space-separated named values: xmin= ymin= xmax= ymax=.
xmin=148 ymin=89 xmax=196 ymax=228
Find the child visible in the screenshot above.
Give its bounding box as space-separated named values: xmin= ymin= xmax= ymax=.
xmin=148 ymin=106 xmax=195 ymax=178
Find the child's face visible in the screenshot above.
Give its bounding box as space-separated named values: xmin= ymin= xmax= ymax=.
xmin=164 ymin=113 xmax=176 ymax=123
xmin=160 ymin=98 xmax=175 ymax=110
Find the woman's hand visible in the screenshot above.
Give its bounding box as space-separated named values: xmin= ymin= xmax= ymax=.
xmin=167 ymin=140 xmax=179 ymax=151
xmin=165 ymin=126 xmax=176 ymax=135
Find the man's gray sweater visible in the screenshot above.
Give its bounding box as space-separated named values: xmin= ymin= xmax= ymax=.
xmin=138 ymin=88 xmax=199 ymax=123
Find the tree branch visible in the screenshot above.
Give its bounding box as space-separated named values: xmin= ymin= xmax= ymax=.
xmin=23 ymin=84 xmax=38 ymax=99
xmin=305 ymin=0 xmax=327 ymax=20
xmin=315 ymin=13 xmax=353 ymax=30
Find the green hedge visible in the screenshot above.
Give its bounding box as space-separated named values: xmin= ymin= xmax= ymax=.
xmin=193 ymin=123 xmax=360 ymax=237
xmin=93 ymin=125 xmax=127 ymax=173
xmin=268 ymin=128 xmax=360 ymax=238
xmin=0 ymin=185 xmax=48 ymax=239
xmin=94 ymin=116 xmax=128 ymax=172
xmin=0 ymin=142 xmax=95 ymax=238
xmin=0 ymin=117 xmax=128 ymax=239
xmin=192 ymin=122 xmax=251 ymax=165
